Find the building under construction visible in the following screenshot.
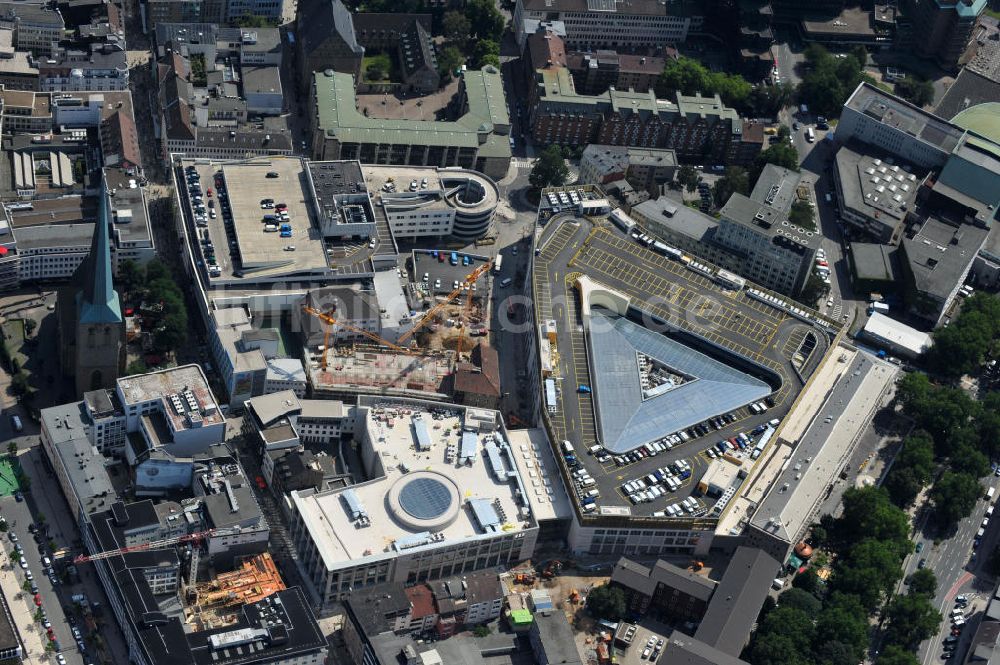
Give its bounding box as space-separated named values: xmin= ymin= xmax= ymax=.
xmin=185 ymin=553 xmax=286 ymax=630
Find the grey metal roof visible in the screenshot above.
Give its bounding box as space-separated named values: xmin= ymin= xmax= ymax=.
xmin=588 ymin=310 xmax=771 ymax=454
xmin=694 ymin=546 xmax=780 ymax=656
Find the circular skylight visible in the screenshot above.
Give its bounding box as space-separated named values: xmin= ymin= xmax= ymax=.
xmin=398 ymin=477 xmax=453 ymax=520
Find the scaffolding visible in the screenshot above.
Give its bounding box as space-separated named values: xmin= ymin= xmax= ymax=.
xmin=185 ymin=553 xmax=286 ymax=630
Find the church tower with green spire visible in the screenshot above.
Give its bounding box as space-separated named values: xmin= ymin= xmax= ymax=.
xmin=58 ymin=178 xmax=124 ymax=396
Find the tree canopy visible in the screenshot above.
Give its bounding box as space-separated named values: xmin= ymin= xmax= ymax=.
xmin=930 ymin=471 xmax=981 ymax=527
xmin=655 ymin=57 xmax=751 ymax=109
xmin=676 ymin=165 xmax=701 ymax=193
xmin=894 ymin=77 xmax=935 ymax=108
xmin=585 ymin=584 xmax=625 ymax=621
xmin=797 ymin=44 xmax=874 ymax=118
xmin=789 ymin=200 xmax=816 ymax=231
xmin=529 ymin=146 xmax=570 ymax=190
xmin=924 ymin=293 xmax=1000 ymax=379
xmin=712 ymin=166 xmax=749 ymax=208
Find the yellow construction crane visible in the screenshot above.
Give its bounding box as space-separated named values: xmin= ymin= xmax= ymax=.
xmin=302 ymin=305 xmax=413 ymax=369
xmin=302 ymin=262 xmax=491 ymax=368
xmin=455 ymin=278 xmax=476 ymax=357
xmin=397 ymin=262 xmax=492 ymax=346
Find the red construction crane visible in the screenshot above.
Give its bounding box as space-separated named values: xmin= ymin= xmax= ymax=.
xmin=73 ymin=528 xmax=216 ymax=564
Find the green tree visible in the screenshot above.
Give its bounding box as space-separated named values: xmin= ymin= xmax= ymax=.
xmin=364 ymin=53 xmax=392 ymax=81
xmin=907 ymin=568 xmax=937 ymax=598
xmin=656 ymin=57 xmax=751 ymax=108
xmin=126 ymin=359 xmax=149 ymax=375
xmin=442 ymin=11 xmax=471 ymax=44
xmin=117 ymin=260 xmax=143 ymax=296
xmin=755 ymin=141 xmax=800 ymax=175
xmin=789 ymin=200 xmax=816 ymax=230
xmin=472 ymin=40 xmax=501 ymax=69
xmin=234 ymin=14 xmax=273 ymax=27
xmin=712 ymin=166 xmax=749 ymax=208
xmin=812 ymin=593 xmax=868 ymax=662
xmin=799 ymin=273 xmax=830 ymax=307
xmin=466 ymin=0 xmax=505 ymax=40
xmin=894 ymin=77 xmax=935 ymax=108
xmin=797 ymin=44 xmax=869 ymax=118
xmin=883 ymin=592 xmax=941 ymax=650
xmin=749 ymin=606 xmax=815 ymax=665
xmin=472 ymin=624 xmax=491 ymax=637
xmin=778 ymin=588 xmax=821 ymax=615
xmin=835 ymin=487 xmax=911 ymax=556
xmin=814 ymin=640 xmax=861 ymax=665
xmin=676 ymin=165 xmax=701 ymax=193
xmin=585 ymin=583 xmax=626 ymax=621
xmin=747 ymin=83 xmax=796 ymax=117
xmin=877 ymin=645 xmax=921 ymax=665
xmin=529 ymin=146 xmax=570 ymax=190
xmin=931 ymin=471 xmax=981 ymax=528
xmin=437 ymin=46 xmax=465 ymax=78
xmin=884 ymin=431 xmax=936 ymax=507
xmin=792 ymin=568 xmax=823 ymax=597
xmin=10 ymin=373 xmax=29 ymax=397
xmin=6 ymin=442 xmax=15 ymax=458
xmin=830 ymin=539 xmax=903 ymax=611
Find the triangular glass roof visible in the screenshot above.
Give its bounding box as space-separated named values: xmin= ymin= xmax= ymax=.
xmin=588 ymin=309 xmax=771 ymax=453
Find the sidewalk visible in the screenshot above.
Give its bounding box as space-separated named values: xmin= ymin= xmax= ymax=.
xmin=0 ymin=561 xmax=48 ymax=664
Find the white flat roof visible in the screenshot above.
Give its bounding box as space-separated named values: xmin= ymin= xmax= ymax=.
xmin=863 ymin=312 xmax=932 ymax=355
xmin=291 ymin=404 xmax=531 ymax=571
xmin=507 ymin=428 xmax=574 ymax=523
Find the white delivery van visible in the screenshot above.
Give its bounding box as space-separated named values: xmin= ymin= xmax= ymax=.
xmin=562 ymin=440 xmax=575 ymax=454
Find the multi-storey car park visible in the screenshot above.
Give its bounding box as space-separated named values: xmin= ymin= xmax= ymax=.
xmin=526 ymin=185 xmax=847 ymax=556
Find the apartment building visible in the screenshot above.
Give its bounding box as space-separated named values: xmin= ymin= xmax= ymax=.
xmin=530 ymin=68 xmax=760 ymax=166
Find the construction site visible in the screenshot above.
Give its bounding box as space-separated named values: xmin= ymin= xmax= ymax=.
xmin=304 ymin=260 xmax=495 ymax=401
xmin=184 ymin=553 xmax=286 ymax=631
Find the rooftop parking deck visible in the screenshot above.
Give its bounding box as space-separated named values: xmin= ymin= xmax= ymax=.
xmin=531 ymin=202 xmax=834 ymax=521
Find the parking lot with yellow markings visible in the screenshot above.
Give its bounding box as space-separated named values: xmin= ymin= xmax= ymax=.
xmin=532 ymin=207 xmax=832 ymax=518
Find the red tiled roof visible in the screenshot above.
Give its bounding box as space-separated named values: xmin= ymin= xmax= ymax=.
xmin=404 ymin=584 xmax=437 ymax=619
xmin=454 ymin=343 xmax=500 ymax=398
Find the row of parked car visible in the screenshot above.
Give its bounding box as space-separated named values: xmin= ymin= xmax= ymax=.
xmin=942 ymin=595 xmax=969 ymax=660
xmin=621 ymin=460 xmax=693 ymax=504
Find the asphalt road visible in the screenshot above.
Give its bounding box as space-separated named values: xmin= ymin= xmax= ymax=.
xmin=912 ymin=475 xmax=1000 ymax=665
xmin=0 ymin=412 xmax=130 ymax=665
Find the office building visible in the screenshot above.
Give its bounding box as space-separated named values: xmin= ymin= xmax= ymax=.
xmin=38 ymin=42 xmax=128 ymax=92
xmin=834 ymin=83 xmax=1000 ymax=324
xmin=156 ymin=52 xmax=293 ymax=165
xmin=286 ymin=397 xmax=538 ymax=609
xmin=87 ymin=498 xmax=325 ymax=665
xmin=243 ymin=390 xmax=352 ymax=453
xmin=832 ymin=143 xmax=923 ymax=243
xmin=902 ymin=0 xmax=985 ymax=70
xmin=310 ymin=68 xmax=512 ymax=181
xmin=513 ymin=0 xmax=703 ymax=50
xmin=262 ymin=447 xmax=339 ymax=497
xmin=632 ymin=165 xmax=818 ymax=296
xmin=362 ymin=165 xmax=501 ymax=241
xmin=579 ymin=145 xmax=677 ymax=194
xmin=0 ymin=3 xmax=64 ymax=55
